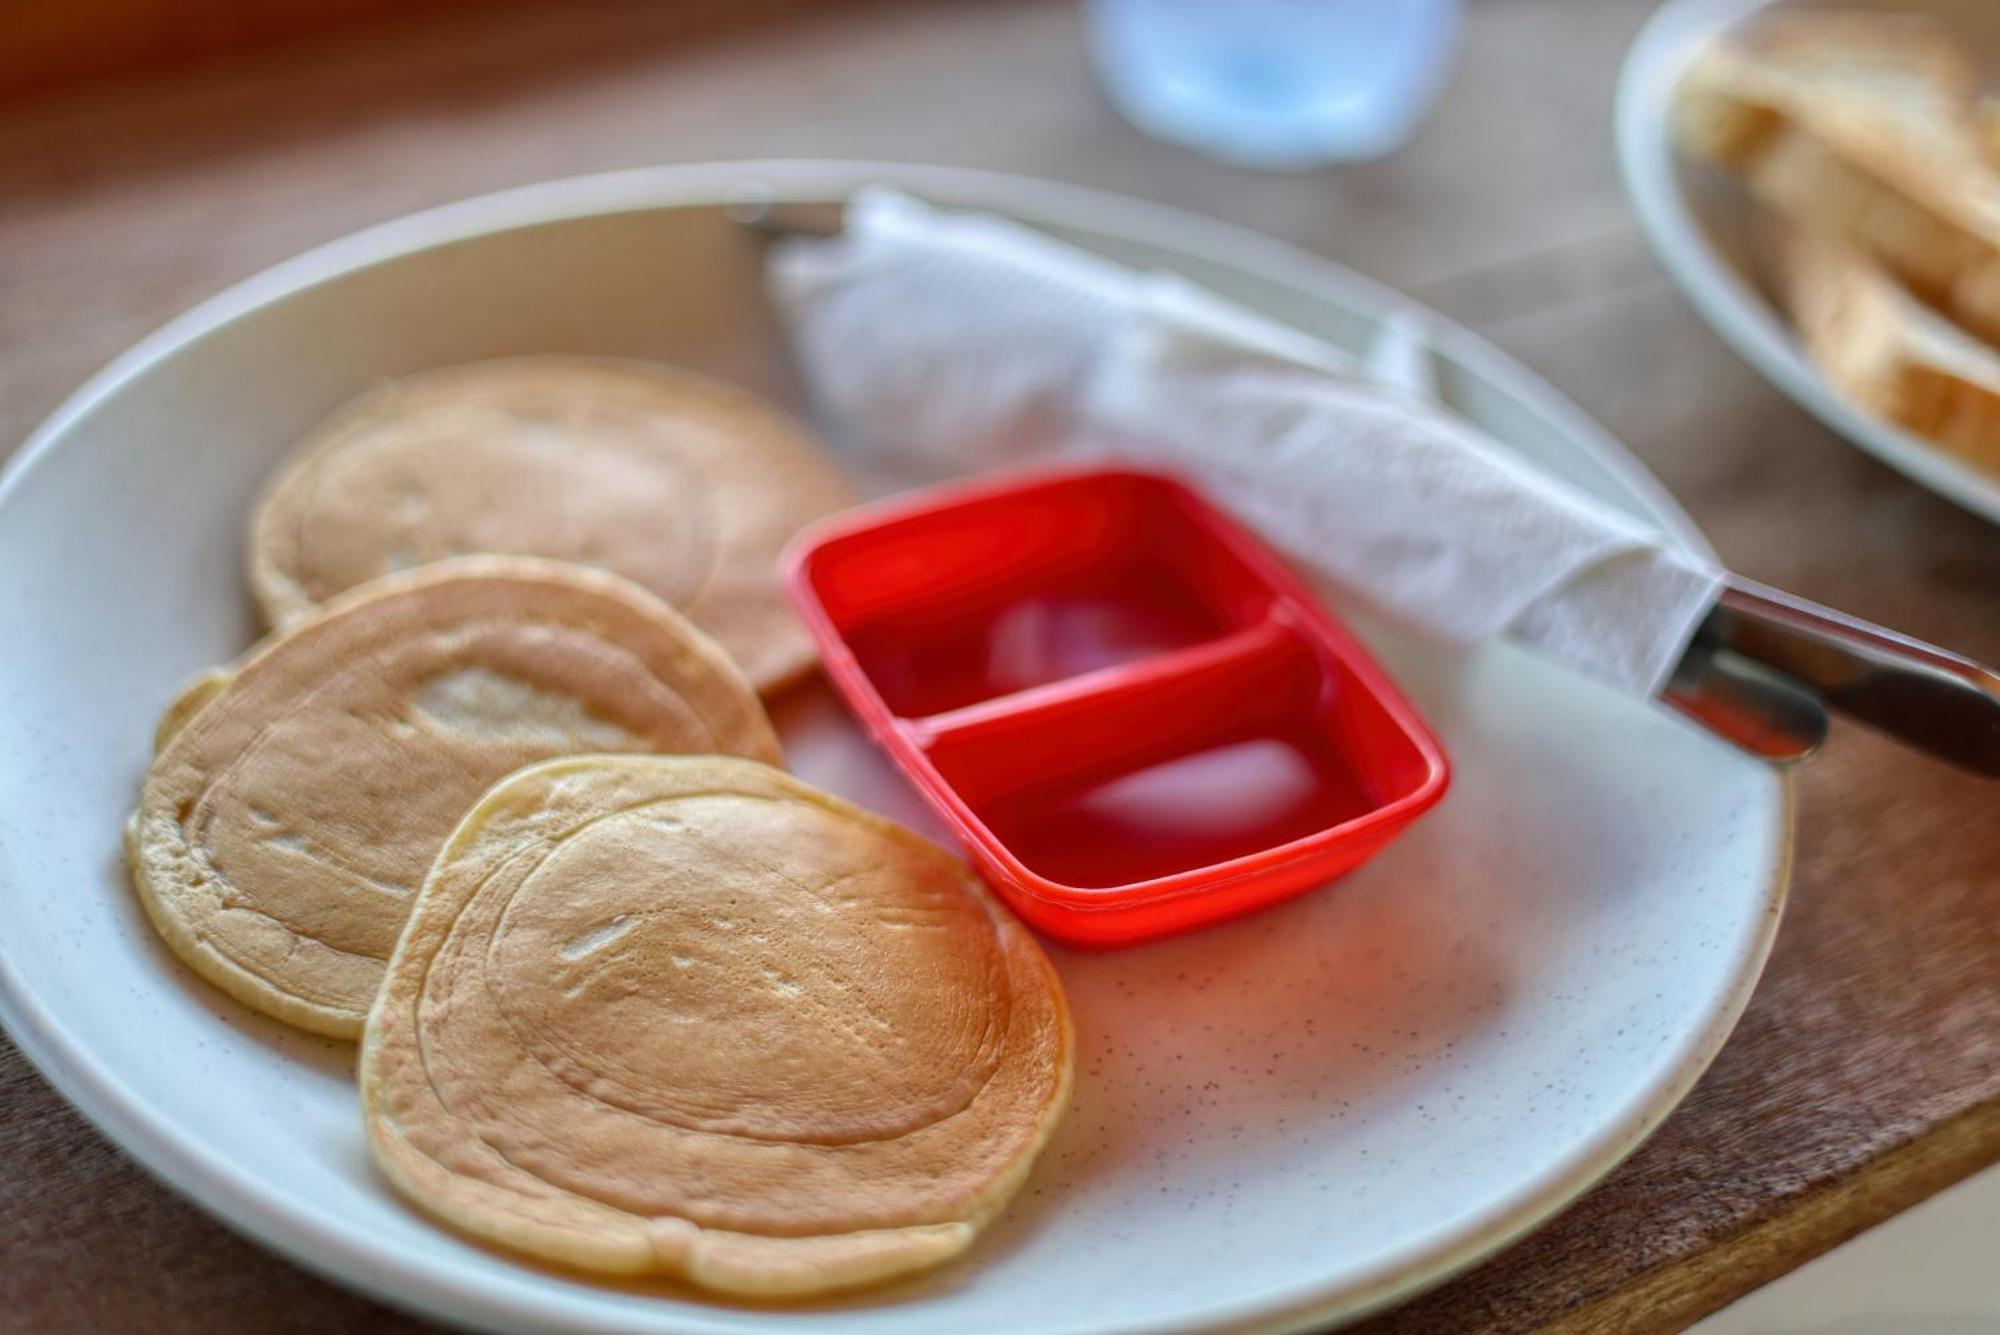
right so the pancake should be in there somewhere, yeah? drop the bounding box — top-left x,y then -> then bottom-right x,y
360,755 -> 1073,1298
247,357 -> 853,695
127,558 -> 782,1039
151,666 -> 232,753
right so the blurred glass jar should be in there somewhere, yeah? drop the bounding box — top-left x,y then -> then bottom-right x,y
1086,0 -> 1465,169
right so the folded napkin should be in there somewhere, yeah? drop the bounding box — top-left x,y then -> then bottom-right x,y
768,189 -> 1724,698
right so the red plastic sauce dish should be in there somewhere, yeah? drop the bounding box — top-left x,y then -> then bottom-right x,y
783,465 -> 1450,947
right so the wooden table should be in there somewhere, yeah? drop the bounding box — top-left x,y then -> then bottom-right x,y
2,1 -> 1995,1330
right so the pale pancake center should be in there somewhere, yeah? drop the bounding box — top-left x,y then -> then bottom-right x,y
188,642 -> 695,970
286,406 -> 718,615
477,795 -> 1010,1146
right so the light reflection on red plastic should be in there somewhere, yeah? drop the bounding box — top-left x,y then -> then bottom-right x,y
847,561 -> 1231,719
983,728 -> 1374,890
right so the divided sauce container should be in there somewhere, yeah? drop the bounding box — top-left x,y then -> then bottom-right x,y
785,467 -> 1449,946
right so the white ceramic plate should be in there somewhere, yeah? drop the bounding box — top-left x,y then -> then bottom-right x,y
0,162 -> 1790,1335
1617,0 -> 2000,525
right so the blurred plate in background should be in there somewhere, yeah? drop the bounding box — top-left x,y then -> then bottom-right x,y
1617,0 -> 2000,525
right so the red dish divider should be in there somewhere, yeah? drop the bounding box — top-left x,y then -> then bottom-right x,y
786,465 -> 1449,946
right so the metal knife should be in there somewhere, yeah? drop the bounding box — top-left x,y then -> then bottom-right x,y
1665,577 -> 2000,776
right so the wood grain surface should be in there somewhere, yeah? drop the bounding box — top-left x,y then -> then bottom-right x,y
0,0 -> 478,101
0,0 -> 895,101
1,1 -> 1995,1332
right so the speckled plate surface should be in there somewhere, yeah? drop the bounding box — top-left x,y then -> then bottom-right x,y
0,162 -> 1791,1334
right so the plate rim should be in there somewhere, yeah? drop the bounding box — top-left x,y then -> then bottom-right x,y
0,159 -> 1793,1335
1615,0 -> 2000,526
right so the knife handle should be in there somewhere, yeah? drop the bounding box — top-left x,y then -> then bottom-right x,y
1686,577 -> 2000,777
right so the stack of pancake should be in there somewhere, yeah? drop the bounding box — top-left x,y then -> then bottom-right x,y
124,357 -> 1073,1298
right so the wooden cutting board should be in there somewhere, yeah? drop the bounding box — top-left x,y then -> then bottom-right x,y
0,1 -> 1994,1331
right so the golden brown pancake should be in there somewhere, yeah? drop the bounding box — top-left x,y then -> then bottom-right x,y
247,357 -> 853,694
127,558 -> 782,1039
150,666 -> 232,754
360,755 -> 1073,1298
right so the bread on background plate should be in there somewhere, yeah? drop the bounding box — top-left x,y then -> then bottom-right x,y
1674,10 -> 2000,349
1776,223 -> 2000,472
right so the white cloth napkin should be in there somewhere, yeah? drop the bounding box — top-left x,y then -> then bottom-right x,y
768,189 -> 1724,698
